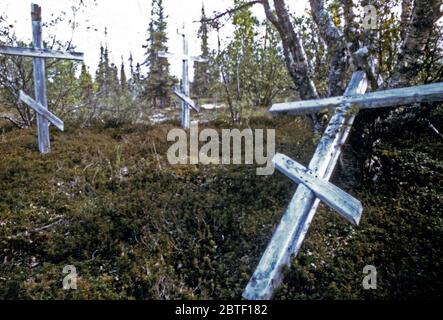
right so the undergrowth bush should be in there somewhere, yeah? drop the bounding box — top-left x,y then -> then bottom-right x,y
0,116 -> 441,299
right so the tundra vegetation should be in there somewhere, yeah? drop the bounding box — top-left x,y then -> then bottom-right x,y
0,0 -> 442,299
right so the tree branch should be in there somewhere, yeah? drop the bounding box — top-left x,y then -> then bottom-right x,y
422,118 -> 443,139
262,0 -> 321,132
1,115 -> 25,128
309,0 -> 348,96
195,0 -> 262,23
390,0 -> 443,87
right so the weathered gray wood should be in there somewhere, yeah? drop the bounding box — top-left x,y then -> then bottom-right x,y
31,3 -> 51,154
180,32 -> 191,129
158,51 -> 207,63
190,55 -> 208,63
0,46 -> 84,61
158,31 -> 205,129
173,89 -> 199,112
158,51 -> 175,59
273,153 -> 362,225
270,82 -> 443,115
0,3 -> 84,153
19,91 -> 64,131
243,71 -> 368,300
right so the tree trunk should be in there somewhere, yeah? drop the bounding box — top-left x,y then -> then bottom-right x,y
261,0 -> 321,131
390,0 -> 442,87
309,0 -> 348,96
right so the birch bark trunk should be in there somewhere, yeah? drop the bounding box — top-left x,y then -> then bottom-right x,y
390,0 -> 442,87
309,0 -> 348,96
261,0 -> 322,131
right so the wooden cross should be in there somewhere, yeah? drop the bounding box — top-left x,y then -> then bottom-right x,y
158,27 -> 206,129
243,71 -> 443,300
0,4 -> 84,154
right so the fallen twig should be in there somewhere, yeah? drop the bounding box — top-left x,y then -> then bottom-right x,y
8,218 -> 64,239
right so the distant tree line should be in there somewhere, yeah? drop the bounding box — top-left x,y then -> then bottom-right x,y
0,0 -> 321,128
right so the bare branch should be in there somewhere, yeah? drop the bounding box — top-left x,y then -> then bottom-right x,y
1,115 -> 25,128
194,0 -> 262,23
422,118 -> 443,139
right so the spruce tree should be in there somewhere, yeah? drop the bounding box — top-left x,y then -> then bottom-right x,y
95,44 -> 106,94
95,43 -> 115,98
192,4 -> 212,98
120,57 -> 127,90
79,63 -> 93,102
128,52 -> 140,98
143,0 -> 174,108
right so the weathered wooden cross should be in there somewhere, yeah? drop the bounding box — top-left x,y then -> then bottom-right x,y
158,27 -> 206,129
243,70 -> 443,300
0,4 -> 84,154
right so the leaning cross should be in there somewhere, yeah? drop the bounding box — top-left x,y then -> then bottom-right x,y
0,4 -> 84,154
158,28 -> 206,129
243,70 -> 443,300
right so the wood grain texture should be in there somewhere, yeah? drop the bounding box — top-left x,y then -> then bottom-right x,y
273,153 -> 362,225
243,71 -> 368,300
31,3 -> 41,22
158,51 -> 207,63
31,8 -> 50,154
19,91 -> 64,131
0,46 -> 84,61
270,82 -> 443,115
181,33 -> 190,129
173,89 -> 199,112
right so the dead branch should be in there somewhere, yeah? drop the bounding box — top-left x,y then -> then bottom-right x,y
9,218 -> 64,239
194,0 -> 262,23
1,115 -> 25,128
423,118 -> 443,139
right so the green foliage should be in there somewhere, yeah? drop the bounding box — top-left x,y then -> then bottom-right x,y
216,0 -> 291,124
191,4 -> 215,99
294,14 -> 329,97
91,40 -> 138,126
0,116 -> 313,299
46,60 -> 83,119
277,116 -> 443,299
142,0 -> 175,108
0,115 -> 441,299
250,21 -> 293,107
79,63 -> 94,102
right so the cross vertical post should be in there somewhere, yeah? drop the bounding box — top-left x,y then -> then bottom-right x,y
158,27 -> 206,129
31,4 -> 50,154
0,3 -> 84,153
243,71 -> 368,300
243,68 -> 443,299
180,30 -> 190,129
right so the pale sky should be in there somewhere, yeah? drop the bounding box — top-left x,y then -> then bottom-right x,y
0,0 -> 309,79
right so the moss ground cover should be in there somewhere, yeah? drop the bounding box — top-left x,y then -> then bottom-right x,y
0,116 -> 441,299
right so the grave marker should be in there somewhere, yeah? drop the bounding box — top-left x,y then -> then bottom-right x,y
0,4 -> 84,153
158,27 -> 206,129
243,71 -> 443,300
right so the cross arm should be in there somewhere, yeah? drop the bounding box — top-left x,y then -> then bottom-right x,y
158,51 -> 208,63
191,56 -> 208,63
0,46 -> 84,61
158,51 -> 175,59
273,153 -> 362,225
270,82 -> 443,115
19,91 -> 64,131
173,89 -> 200,112
243,71 -> 368,300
